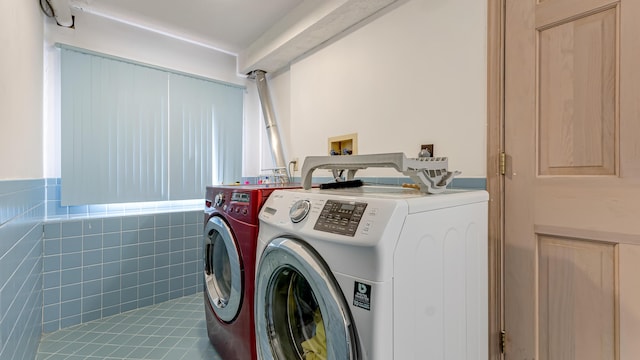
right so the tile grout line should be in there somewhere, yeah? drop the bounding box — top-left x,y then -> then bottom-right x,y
37,292 -> 215,360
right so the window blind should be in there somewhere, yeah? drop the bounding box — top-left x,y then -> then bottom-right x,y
168,73 -> 243,199
60,47 -> 243,205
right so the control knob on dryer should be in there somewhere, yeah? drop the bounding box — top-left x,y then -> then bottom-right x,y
214,193 -> 225,207
289,200 -> 311,223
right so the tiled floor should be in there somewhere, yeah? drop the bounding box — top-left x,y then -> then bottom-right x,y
36,293 -> 221,360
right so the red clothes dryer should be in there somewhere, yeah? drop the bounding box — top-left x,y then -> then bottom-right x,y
203,184 -> 300,360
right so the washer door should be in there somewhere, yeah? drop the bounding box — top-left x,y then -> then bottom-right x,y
255,237 -> 361,360
204,216 -> 242,323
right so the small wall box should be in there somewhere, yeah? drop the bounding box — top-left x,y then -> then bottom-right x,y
329,133 -> 358,155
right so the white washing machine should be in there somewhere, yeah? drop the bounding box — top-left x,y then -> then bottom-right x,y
254,185 -> 489,360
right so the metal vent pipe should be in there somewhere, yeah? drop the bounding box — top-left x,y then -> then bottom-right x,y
249,70 -> 290,184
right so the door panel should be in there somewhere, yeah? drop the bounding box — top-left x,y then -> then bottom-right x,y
504,0 -> 640,358
204,216 -> 242,322
538,7 -> 616,175
619,244 -> 640,358
535,0 -> 618,28
538,237 -> 615,360
254,237 -> 359,360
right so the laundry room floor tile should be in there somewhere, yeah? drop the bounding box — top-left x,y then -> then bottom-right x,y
36,293 -> 221,360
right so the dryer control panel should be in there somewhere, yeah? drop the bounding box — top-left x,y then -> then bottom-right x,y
313,200 -> 367,237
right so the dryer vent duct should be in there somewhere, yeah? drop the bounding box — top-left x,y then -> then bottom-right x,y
248,70 -> 290,184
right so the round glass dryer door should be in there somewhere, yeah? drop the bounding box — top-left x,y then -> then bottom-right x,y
204,216 -> 242,323
255,237 -> 361,360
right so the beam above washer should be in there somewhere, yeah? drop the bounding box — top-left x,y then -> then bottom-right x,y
238,0 -> 404,74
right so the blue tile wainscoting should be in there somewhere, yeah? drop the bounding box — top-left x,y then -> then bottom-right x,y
43,179 -> 205,334
42,211 -> 204,334
0,179 -> 45,360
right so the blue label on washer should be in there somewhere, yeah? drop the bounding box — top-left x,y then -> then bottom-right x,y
353,282 -> 371,311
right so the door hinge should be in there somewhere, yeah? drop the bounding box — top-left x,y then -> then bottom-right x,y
500,330 -> 506,354
499,152 -> 506,175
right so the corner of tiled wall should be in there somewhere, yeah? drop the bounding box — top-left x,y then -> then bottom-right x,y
0,179 -> 45,360
42,210 -> 204,333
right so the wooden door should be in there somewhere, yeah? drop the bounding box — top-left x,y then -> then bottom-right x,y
504,0 -> 640,359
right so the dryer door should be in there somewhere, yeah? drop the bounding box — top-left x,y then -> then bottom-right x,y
255,237 -> 361,360
204,216 -> 242,323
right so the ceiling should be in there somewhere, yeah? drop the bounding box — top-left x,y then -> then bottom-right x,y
66,0 -> 404,73
69,0 -> 305,55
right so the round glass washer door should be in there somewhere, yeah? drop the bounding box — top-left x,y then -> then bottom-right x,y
255,237 -> 361,360
204,216 -> 242,323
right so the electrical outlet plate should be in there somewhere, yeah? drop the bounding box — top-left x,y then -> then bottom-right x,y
420,144 -> 434,157
293,158 -> 299,171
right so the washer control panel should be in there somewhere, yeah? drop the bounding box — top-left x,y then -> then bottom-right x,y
313,200 -> 367,237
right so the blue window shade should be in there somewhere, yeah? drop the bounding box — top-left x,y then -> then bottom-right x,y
60,47 -> 243,205
168,74 -> 243,199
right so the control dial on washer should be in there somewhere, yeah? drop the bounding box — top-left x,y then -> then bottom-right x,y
289,200 -> 311,223
214,193 -> 225,207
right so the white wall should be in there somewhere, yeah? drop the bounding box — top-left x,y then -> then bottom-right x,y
0,1 -> 44,179
46,10 -> 242,85
43,10 -> 248,178
38,0 -> 487,181
271,0 -> 487,179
